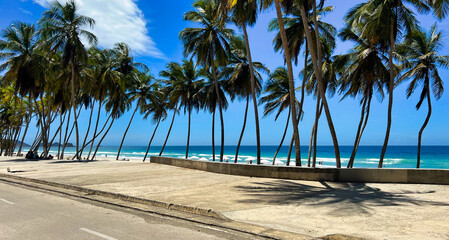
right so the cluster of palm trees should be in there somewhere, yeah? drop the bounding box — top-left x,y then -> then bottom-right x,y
1,0 -> 448,168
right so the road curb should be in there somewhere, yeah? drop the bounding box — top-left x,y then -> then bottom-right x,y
0,173 -> 228,220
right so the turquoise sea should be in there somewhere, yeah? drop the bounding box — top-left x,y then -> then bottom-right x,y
39,145 -> 449,169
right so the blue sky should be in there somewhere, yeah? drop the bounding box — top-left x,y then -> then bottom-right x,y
1,0 -> 448,146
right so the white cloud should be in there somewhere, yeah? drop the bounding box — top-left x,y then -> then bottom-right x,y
33,0 -> 165,59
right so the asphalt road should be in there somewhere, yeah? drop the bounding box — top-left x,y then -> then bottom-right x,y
0,182 -> 259,240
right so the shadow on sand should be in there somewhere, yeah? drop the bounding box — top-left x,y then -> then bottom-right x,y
235,180 -> 447,216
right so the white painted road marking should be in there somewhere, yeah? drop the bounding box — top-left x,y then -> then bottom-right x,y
79,228 -> 118,240
0,198 -> 15,204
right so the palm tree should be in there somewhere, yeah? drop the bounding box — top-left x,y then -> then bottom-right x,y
260,67 -> 299,165
222,36 -> 268,162
116,71 -> 153,160
160,60 -> 202,159
197,67 -> 229,161
430,0 -> 449,18
84,47 -> 124,160
228,0 -> 265,164
180,0 -> 234,162
0,22 -> 44,98
304,39 -> 339,167
260,0 -> 303,166
396,25 -> 448,168
337,26 -> 389,168
268,4 -> 336,164
142,83 -> 168,162
39,0 -> 97,160
347,0 -> 434,167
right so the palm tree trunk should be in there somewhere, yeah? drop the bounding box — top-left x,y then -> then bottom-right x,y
300,2 -> 341,168
212,107 -> 216,162
143,119 -> 161,162
186,106 -> 192,159
242,24 -> 261,164
79,101 -> 95,158
17,116 -> 31,157
287,135 -> 293,166
273,108 -> 290,165
379,15 -> 396,168
312,97 -> 323,167
159,108 -> 176,156
92,118 -> 115,160
348,97 -> 368,168
348,94 -> 372,168
235,94 -> 249,163
116,104 -> 139,160
209,47 -> 225,162
87,100 -> 103,160
274,0 -> 301,166
57,111 -> 66,159
70,60 -> 80,160
417,77 -> 432,168
307,123 -> 315,167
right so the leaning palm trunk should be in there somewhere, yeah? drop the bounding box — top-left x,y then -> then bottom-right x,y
159,108 -> 176,156
70,60 -> 80,160
79,101 -> 95,158
87,100 -> 103,160
57,111 -> 66,158
379,17 -> 396,168
116,105 -> 139,160
209,47 -> 225,162
212,107 -> 216,161
274,0 -> 302,166
17,116 -> 31,157
348,97 -> 367,168
307,123 -> 315,167
417,78 -> 432,168
143,119 -> 161,162
60,109 -> 71,159
348,95 -> 372,168
242,24 -> 261,164
287,136 -> 293,166
300,2 -> 340,167
92,118 -> 115,160
235,95 -> 249,163
312,97 -> 324,167
186,106 -> 192,159
273,108 -> 290,165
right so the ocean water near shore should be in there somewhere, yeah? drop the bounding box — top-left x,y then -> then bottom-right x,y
33,145 -> 449,169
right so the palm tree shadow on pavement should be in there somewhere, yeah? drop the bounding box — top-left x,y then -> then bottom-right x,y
234,180 -> 446,216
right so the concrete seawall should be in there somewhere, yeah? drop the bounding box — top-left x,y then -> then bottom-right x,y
150,156 -> 449,184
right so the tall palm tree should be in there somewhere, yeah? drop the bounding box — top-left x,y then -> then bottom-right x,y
228,0 -> 264,163
160,60 -> 202,159
347,0 -> 433,167
304,39 -> 339,167
222,36 -> 268,162
268,4 -> 336,164
180,0 -> 234,162
116,71 -> 153,160
260,0 -> 303,166
396,25 -> 448,168
260,67 -> 299,165
197,67 -> 229,161
84,47 -> 124,160
0,22 -> 45,98
142,83 -> 168,162
337,26 -> 389,168
39,0 -> 97,160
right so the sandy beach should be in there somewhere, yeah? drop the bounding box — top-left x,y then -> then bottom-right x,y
1,155 -> 448,240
